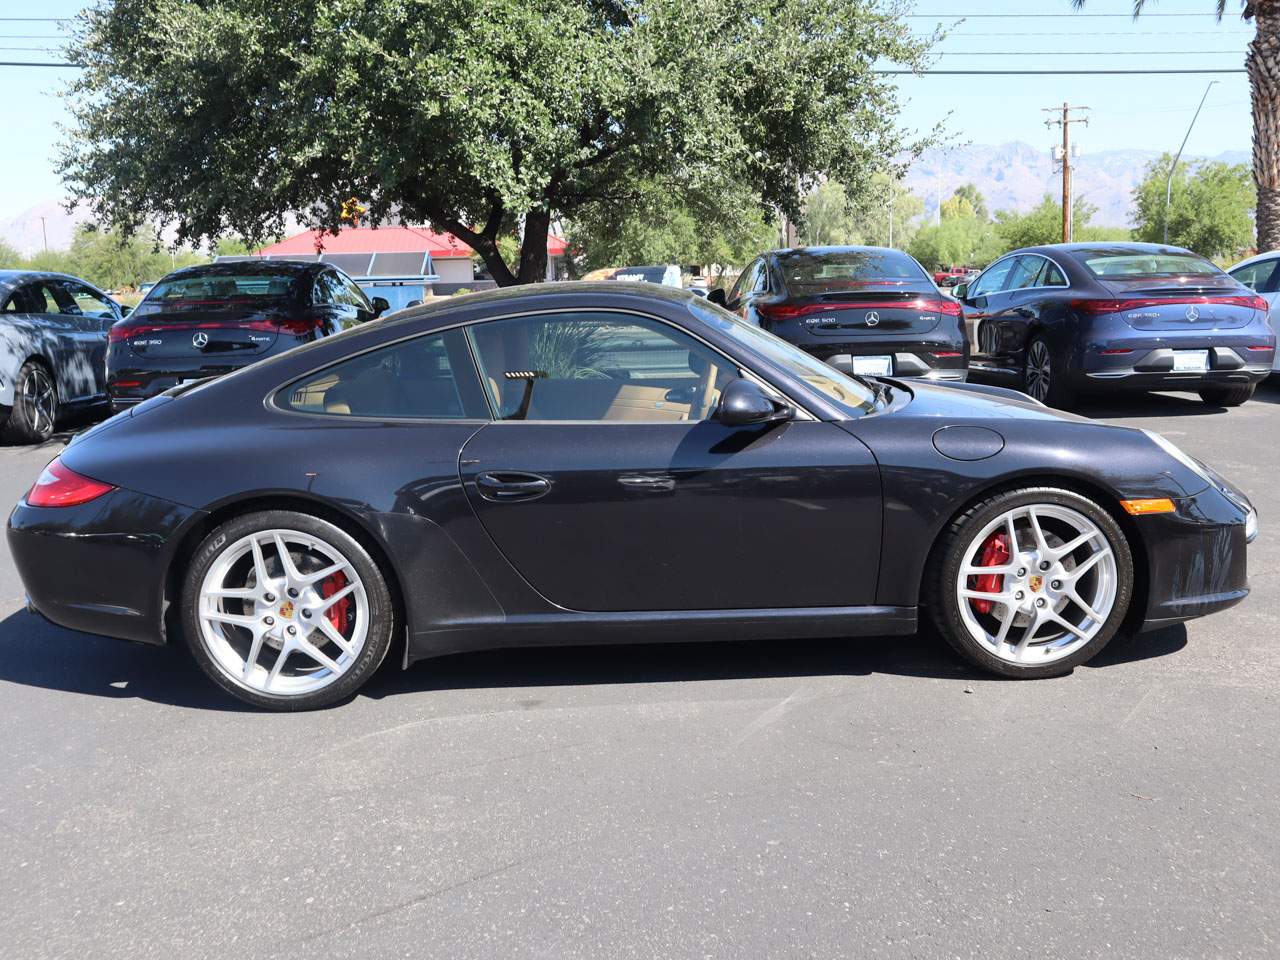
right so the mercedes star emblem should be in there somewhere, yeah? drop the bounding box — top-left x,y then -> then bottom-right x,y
192,331 -> 210,349
864,311 -> 880,326
1185,305 -> 1200,322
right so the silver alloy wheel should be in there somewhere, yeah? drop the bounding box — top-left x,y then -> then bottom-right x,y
197,528 -> 369,697
1025,340 -> 1051,402
21,366 -> 55,437
955,503 -> 1118,665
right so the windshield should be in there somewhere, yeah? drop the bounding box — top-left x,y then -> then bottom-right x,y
1080,251 -> 1224,280
688,300 -> 878,416
777,249 -> 928,295
137,272 -> 298,314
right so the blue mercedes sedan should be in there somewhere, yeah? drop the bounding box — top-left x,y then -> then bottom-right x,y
954,243 -> 1275,409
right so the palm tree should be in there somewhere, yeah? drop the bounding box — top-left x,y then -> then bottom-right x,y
1073,1 -> 1277,250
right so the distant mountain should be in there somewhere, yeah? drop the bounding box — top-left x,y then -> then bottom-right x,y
0,199 -> 85,256
904,141 -> 1252,228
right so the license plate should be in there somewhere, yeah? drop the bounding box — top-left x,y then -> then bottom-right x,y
1172,350 -> 1209,372
852,355 -> 893,376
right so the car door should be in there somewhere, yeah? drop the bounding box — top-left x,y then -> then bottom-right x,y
991,255 -> 1050,366
312,271 -> 356,334
961,256 -> 1018,371
1229,258 -> 1280,370
14,281 -> 90,402
50,279 -> 119,398
724,259 -> 766,324
457,308 -> 883,612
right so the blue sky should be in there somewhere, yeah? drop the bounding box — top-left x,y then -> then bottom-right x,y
0,0 -> 1257,222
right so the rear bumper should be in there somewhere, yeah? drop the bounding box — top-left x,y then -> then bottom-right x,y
1079,336 -> 1274,391
7,488 -> 203,646
1137,478 -> 1254,630
794,336 -> 969,381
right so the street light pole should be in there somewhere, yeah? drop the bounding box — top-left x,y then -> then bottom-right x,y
1164,80 -> 1218,246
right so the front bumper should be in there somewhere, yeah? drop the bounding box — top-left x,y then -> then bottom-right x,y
8,487 -> 203,645
1137,477 -> 1254,631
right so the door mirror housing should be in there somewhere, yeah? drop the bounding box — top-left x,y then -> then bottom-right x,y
370,296 -> 391,318
716,378 -> 792,427
706,287 -> 728,307
951,282 -> 968,302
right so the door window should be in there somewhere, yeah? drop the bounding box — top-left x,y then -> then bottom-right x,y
1230,259 -> 1278,293
55,281 -> 115,318
279,329 -> 487,419
331,271 -> 371,309
1006,256 -> 1044,291
467,312 -> 739,422
726,261 -> 757,305
969,258 -> 1016,299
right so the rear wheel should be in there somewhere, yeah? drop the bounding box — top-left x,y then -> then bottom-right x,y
3,361 -> 57,444
1022,337 -> 1076,409
929,487 -> 1133,678
1198,384 -> 1255,407
182,511 -> 395,710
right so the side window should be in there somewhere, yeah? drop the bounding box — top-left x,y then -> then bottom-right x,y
969,258 -> 1016,299
753,260 -> 771,294
57,281 -> 115,318
280,329 -> 487,419
1041,261 -> 1068,287
1230,260 -> 1277,292
726,260 -> 757,305
1006,256 -> 1044,291
1,288 -> 23,312
467,312 -> 740,423
24,282 -> 60,314
313,273 -> 340,305
330,271 -> 370,309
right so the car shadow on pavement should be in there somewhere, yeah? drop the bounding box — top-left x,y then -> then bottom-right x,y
0,609 -> 1188,711
1073,392 -> 1229,420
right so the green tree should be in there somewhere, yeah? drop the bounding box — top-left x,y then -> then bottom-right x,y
1131,155 -> 1255,259
992,195 -> 1098,252
566,180 -> 776,277
802,181 -> 859,247
1072,0 -> 1277,250
950,183 -> 989,221
0,239 -> 23,269
908,216 -> 999,270
800,175 -> 922,249
61,0 -> 931,288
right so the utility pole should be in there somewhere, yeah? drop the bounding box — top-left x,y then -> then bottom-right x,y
887,186 -> 895,248
38,216 -> 47,251
1043,103 -> 1089,243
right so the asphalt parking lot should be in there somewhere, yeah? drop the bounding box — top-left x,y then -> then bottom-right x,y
1,389 -> 1277,960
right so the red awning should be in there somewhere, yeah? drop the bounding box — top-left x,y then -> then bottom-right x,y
257,225 -> 567,259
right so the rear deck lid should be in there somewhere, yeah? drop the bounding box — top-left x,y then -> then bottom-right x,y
763,288 -> 957,335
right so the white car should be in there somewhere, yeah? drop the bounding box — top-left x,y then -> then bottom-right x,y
1227,252 -> 1280,371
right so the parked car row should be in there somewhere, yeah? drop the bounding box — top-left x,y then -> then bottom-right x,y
0,261 -> 387,443
708,242 -> 1275,411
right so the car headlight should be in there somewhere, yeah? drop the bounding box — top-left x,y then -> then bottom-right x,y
1246,506 -> 1260,543
1143,429 -> 1212,485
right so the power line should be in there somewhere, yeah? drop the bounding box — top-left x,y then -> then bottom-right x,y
0,60 -> 77,67
0,17 -> 68,22
933,50 -> 1245,56
878,68 -> 1247,75
905,11 -> 1239,17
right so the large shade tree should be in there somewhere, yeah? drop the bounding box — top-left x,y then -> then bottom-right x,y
61,0 -> 931,286
1072,0 -> 1278,250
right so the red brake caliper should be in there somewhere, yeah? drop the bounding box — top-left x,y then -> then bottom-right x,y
320,572 -> 352,635
970,531 -> 1010,615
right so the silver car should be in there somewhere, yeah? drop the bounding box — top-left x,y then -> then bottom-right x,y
1227,252 -> 1280,373
0,271 -> 123,443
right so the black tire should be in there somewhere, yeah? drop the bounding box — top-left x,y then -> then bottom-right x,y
1022,336 -> 1076,409
1198,383 -> 1255,407
182,510 -> 395,710
2,360 -> 58,444
927,487 -> 1134,679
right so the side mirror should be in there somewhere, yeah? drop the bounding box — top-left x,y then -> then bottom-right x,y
405,299 -> 424,308
716,378 -> 791,427
371,296 -> 391,318
707,288 -> 728,307
951,282 -> 968,302
116,303 -> 132,318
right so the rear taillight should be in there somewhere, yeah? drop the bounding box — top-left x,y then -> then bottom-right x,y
1072,294 -> 1269,314
1247,345 -> 1273,351
933,351 -> 963,358
760,298 -> 962,320
1100,348 -> 1135,355
26,457 -> 115,508
276,315 -> 321,336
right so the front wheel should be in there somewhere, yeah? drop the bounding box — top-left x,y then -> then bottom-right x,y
929,488 -> 1134,678
1198,384 -> 1255,407
182,511 -> 395,710
3,361 -> 58,444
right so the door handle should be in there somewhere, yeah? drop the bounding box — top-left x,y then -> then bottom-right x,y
618,475 -> 675,492
475,471 -> 551,501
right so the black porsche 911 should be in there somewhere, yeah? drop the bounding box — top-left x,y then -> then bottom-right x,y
956,242 -> 1275,408
106,260 -> 389,411
9,283 -> 1256,710
709,246 -> 968,382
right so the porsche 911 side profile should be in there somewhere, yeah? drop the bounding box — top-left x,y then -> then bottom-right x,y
8,283 -> 1256,710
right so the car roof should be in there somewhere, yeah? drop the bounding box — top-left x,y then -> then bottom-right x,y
768,245 -> 910,257
1226,250 -> 1278,271
393,280 -> 699,326
156,260 -> 323,283
1016,242 -> 1199,259
0,269 -> 108,292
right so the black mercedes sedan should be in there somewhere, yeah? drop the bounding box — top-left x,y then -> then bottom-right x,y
106,260 -> 388,411
956,242 -> 1275,408
709,246 -> 968,382
9,283 -> 1256,710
